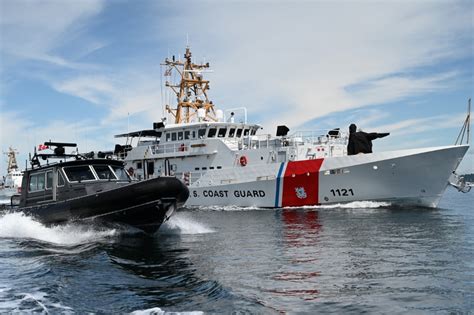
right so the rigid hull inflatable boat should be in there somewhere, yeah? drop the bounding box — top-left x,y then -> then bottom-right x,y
8,142 -> 189,233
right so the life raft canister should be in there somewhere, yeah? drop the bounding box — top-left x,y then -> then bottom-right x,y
239,156 -> 248,167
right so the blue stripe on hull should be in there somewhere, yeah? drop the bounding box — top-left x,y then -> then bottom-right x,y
275,163 -> 285,207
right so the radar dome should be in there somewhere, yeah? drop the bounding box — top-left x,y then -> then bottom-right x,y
197,108 -> 206,121
216,110 -> 224,122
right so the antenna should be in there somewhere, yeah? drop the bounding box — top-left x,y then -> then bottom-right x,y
468,98 -> 471,144
455,98 -> 471,145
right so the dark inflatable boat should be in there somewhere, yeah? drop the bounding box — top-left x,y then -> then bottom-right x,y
8,142 -> 189,233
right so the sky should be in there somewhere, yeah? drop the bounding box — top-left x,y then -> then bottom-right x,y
0,0 -> 473,174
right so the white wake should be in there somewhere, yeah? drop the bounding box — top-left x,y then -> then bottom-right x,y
131,307 -> 203,315
160,213 -> 214,235
0,212 -> 117,245
310,200 -> 391,209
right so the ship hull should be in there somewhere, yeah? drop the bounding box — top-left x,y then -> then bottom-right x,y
0,187 -> 17,200
185,145 -> 468,208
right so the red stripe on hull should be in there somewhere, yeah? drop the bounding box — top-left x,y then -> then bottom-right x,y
282,159 -> 324,207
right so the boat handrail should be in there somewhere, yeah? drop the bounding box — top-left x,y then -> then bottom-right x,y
150,142 -> 191,155
235,131 -> 348,151
289,129 -> 349,145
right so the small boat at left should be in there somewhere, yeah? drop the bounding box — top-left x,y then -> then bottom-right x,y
4,141 -> 189,233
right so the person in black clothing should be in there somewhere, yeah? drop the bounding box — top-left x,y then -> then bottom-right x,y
347,123 -> 390,155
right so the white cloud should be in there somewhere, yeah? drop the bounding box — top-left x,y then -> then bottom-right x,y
348,72 -> 459,108
53,75 -> 117,105
0,110 -> 117,174
52,71 -> 164,124
369,113 -> 467,137
0,0 -> 104,68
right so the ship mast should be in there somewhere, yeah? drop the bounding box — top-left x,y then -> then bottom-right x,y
163,46 -> 217,124
5,147 -> 19,172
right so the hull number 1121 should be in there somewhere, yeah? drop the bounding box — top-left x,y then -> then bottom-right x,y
330,189 -> 354,197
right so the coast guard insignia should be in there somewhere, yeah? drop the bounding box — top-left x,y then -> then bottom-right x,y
295,187 -> 307,199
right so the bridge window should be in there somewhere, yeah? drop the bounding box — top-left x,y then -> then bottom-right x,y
185,131 -> 191,140
178,131 -> 183,140
171,133 -> 177,141
244,129 -> 250,136
229,128 -> 236,137
166,133 -> 171,142
208,128 -> 217,138
198,129 -> 206,138
236,128 -> 243,137
251,128 -> 257,135
218,128 -> 227,137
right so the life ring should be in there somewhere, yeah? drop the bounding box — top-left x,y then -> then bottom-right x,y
239,156 -> 248,167
127,167 -> 134,176
179,143 -> 186,152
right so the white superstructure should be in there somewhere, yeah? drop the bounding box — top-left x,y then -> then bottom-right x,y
115,47 -> 470,208
1,147 -> 23,198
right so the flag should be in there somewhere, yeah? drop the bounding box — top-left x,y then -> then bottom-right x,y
38,144 -> 49,151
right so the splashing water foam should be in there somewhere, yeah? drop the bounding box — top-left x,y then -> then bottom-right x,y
193,201 -> 391,211
0,212 -> 117,245
194,205 -> 265,211
310,200 -> 391,209
131,307 -> 203,315
160,213 -> 214,235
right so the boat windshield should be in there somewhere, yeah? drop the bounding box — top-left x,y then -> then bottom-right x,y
93,165 -> 117,180
111,165 -> 130,181
63,165 -> 95,182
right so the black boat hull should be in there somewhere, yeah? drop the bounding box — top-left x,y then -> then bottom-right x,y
14,177 -> 189,234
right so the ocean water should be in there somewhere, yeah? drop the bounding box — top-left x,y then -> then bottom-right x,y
0,188 -> 473,314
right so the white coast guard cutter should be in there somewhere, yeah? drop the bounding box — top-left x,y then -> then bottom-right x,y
115,47 -> 471,208
0,147 -> 23,199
